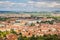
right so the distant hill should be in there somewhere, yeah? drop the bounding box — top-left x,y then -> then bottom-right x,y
52,10 -> 60,12
0,11 -> 19,14
0,11 -> 60,14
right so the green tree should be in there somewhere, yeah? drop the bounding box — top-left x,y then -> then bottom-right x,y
30,23 -> 35,26
10,29 -> 17,35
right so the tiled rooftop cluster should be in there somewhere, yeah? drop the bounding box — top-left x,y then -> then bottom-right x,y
0,17 -> 60,37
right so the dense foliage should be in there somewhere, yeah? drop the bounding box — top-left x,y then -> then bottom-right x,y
0,30 -> 60,40
0,17 -> 9,21
40,20 -> 54,24
18,34 -> 60,40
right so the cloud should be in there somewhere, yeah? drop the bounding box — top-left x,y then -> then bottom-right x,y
0,0 -> 60,11
0,1 -> 27,9
31,0 -> 60,2
27,1 -> 60,8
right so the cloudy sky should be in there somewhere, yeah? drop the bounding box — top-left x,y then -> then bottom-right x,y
0,0 -> 60,12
